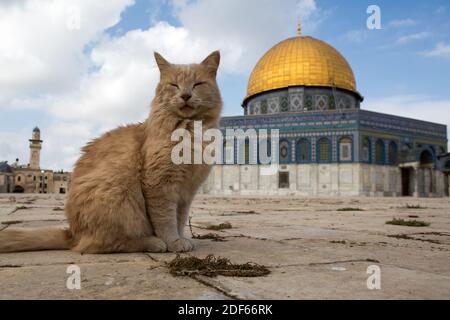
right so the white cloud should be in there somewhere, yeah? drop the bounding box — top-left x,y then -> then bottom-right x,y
174,0 -> 323,73
0,131 -> 29,166
421,42 -> 450,57
0,0 -> 134,103
48,22 -> 222,127
389,19 -> 416,27
396,32 -> 431,45
365,95 -> 450,145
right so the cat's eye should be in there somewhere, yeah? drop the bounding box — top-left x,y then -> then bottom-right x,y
193,82 -> 206,88
169,83 -> 179,89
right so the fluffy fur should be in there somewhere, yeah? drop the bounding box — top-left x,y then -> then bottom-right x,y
0,51 -> 222,254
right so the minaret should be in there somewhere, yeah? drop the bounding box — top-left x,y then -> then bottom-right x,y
29,127 -> 42,169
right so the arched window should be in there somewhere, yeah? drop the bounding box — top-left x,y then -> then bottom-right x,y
317,138 -> 331,162
339,137 -> 352,162
388,141 -> 398,165
361,137 -> 371,163
375,139 -> 385,164
223,139 -> 234,164
261,100 -> 268,114
420,150 -> 433,165
258,135 -> 271,164
296,139 -> 311,163
17,176 -> 21,182
279,140 -> 290,163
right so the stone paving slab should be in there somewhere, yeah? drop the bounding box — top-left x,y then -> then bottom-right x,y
0,194 -> 449,299
0,262 -> 228,300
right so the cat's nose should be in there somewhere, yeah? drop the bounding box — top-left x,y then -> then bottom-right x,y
181,93 -> 192,101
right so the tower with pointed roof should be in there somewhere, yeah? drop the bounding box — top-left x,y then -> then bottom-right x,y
29,127 -> 42,170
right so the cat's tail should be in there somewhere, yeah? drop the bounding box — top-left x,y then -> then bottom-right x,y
0,228 -> 72,253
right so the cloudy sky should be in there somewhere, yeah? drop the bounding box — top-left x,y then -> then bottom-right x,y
1,0 -> 449,171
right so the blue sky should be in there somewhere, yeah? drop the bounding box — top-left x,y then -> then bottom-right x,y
0,0 -> 449,170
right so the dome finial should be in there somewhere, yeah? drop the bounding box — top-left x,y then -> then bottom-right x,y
297,16 -> 301,36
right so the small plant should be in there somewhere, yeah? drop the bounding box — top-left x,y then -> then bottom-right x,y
193,233 -> 227,242
206,222 -> 233,230
168,254 -> 270,277
188,217 -> 227,241
405,204 -> 426,209
337,207 -> 364,212
330,240 -> 347,244
386,218 -> 430,227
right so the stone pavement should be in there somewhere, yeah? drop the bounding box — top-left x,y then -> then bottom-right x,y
0,194 -> 449,299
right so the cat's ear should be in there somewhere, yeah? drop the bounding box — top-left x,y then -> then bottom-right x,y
154,52 -> 171,73
201,51 -> 220,77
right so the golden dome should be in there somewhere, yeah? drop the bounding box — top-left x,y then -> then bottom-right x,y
246,36 -> 357,99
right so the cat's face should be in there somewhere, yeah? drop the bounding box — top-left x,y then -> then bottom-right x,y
153,51 -> 222,120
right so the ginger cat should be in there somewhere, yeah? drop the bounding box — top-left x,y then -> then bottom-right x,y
0,51 -> 222,254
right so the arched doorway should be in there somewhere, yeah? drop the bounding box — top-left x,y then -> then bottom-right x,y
401,167 -> 413,196
445,160 -> 450,197
13,185 -> 25,193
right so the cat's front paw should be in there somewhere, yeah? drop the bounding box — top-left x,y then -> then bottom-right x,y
147,236 -> 167,253
168,238 -> 195,253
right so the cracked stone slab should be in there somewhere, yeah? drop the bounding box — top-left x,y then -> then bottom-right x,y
0,251 -> 163,268
0,262 -> 228,300
197,263 -> 450,300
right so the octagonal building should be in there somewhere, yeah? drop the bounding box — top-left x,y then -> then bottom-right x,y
202,33 -> 449,197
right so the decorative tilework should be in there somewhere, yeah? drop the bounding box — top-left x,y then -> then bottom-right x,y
337,97 -> 346,109
253,101 -> 261,115
290,94 -> 304,112
244,87 -> 360,115
328,95 -> 336,110
332,135 -> 337,161
248,103 -> 254,115
219,108 -> 446,167
268,97 -> 280,114
261,100 -> 268,114
281,96 -> 289,112
315,95 -> 328,111
311,137 -> 317,161
305,94 -> 313,111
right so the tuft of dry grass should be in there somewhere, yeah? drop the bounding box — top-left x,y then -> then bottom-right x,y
386,218 -> 430,227
206,222 -> 233,230
405,204 -> 426,209
168,254 -> 270,278
337,207 -> 364,212
188,217 -> 227,242
193,233 -> 227,242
